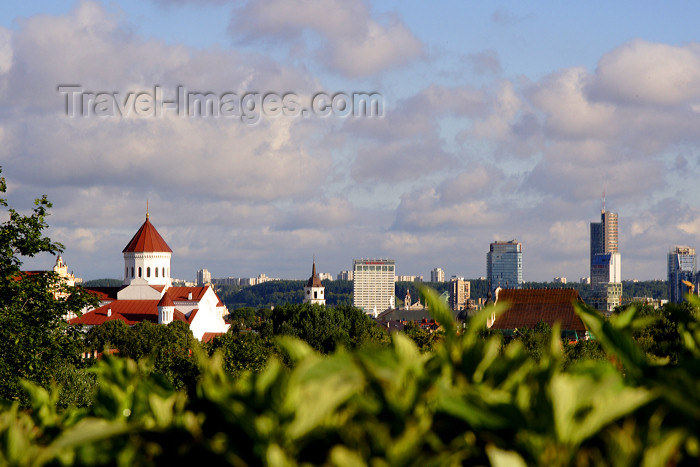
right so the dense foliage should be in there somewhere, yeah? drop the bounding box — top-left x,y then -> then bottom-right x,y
5,291 -> 700,465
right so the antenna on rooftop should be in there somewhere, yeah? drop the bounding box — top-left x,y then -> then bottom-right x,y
602,190 -> 606,213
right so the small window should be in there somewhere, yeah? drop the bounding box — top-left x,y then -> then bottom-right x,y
125,267 -> 128,278
314,291 -> 317,298
155,268 -> 158,278
138,267 -> 142,278
147,267 -> 151,278
131,267 -> 134,278
162,267 -> 165,277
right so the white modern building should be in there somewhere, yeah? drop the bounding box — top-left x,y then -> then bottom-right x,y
197,268 -> 211,286
430,267 -> 445,283
353,259 -> 395,316
337,270 -> 353,281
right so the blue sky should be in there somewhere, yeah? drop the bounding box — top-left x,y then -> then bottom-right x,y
3,0 -> 700,282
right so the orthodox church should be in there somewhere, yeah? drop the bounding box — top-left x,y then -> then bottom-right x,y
70,213 -> 230,341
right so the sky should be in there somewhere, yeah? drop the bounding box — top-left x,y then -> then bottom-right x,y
2,1 -> 700,282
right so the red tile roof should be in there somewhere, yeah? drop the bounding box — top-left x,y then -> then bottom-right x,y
85,286 -> 121,301
158,293 -> 175,307
69,300 -> 185,326
167,286 -> 208,301
492,288 -> 587,333
122,217 -> 172,253
201,332 -> 224,343
187,309 -> 199,324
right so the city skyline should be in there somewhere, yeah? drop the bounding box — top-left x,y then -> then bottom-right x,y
5,2 -> 700,282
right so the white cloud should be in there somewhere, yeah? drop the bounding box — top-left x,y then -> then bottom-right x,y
588,40 -> 700,106
228,0 -> 423,77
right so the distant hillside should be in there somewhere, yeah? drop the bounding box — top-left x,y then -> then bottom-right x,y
215,280 -> 353,309
82,278 -> 122,287
216,278 -> 668,310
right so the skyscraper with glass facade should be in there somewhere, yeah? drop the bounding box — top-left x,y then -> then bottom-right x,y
668,246 -> 697,303
590,205 -> 621,314
487,240 -> 522,292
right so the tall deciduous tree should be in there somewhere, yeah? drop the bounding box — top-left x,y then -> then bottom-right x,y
0,168 -> 97,402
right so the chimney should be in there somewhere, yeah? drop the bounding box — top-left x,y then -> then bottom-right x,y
188,292 -> 193,300
107,308 -> 112,317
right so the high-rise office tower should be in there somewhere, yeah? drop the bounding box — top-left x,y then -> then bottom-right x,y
590,200 -> 622,314
430,267 -> 445,283
487,240 -> 522,292
353,259 -> 395,315
668,246 -> 697,303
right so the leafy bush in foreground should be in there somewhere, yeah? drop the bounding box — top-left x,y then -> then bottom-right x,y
3,290 -> 700,465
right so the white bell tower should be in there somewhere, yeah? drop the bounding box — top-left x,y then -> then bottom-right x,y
122,212 -> 173,288
303,261 -> 325,305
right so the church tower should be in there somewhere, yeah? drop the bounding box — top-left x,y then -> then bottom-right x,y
303,261 -> 325,305
157,293 -> 175,325
122,213 -> 172,287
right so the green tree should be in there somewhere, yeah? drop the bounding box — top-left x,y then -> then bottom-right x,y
0,168 -> 97,403
401,321 -> 441,352
84,319 -> 131,353
208,331 -> 274,378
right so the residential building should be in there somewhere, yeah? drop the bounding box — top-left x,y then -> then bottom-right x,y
590,203 -> 622,314
353,259 -> 395,316
396,275 -> 423,282
70,213 -> 229,341
668,246 -> 697,303
487,240 -> 522,292
197,268 -> 211,286
318,272 -> 334,281
449,277 -> 471,311
303,261 -> 326,305
337,270 -> 353,281
430,267 -> 445,283
553,277 -> 567,284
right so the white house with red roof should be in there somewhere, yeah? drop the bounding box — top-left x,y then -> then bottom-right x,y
70,213 -> 229,342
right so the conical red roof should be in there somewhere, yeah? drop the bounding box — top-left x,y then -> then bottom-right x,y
122,216 -> 172,253
158,293 -> 175,307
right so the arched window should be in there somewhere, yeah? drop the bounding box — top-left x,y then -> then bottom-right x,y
314,291 -> 318,299
147,267 -> 151,277
131,267 -> 134,278
138,267 -> 142,278
162,267 -> 165,277
155,268 -> 158,278
125,267 -> 128,278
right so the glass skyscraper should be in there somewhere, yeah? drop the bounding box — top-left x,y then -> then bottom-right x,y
668,246 -> 696,303
487,240 -> 522,292
590,205 -> 621,314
